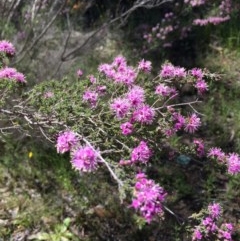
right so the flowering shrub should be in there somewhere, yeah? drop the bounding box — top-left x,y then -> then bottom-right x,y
208,148 -> 240,175
0,40 -> 25,107
142,0 -> 235,52
0,40 -> 15,57
0,41 -> 239,238
27,54 -> 239,227
191,203 -> 234,240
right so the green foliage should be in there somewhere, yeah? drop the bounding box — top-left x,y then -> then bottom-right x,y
28,218 -> 77,241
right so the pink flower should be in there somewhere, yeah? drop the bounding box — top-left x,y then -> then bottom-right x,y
56,131 -> 78,154
227,153 -> 240,175
89,75 -> 97,84
131,141 -> 152,164
155,84 -> 177,97
98,63 -> 116,79
193,16 -> 230,26
119,159 -> 132,165
185,0 -> 206,7
131,173 -> 167,223
218,222 -> 234,240
126,85 -> 145,108
193,139 -> 205,157
199,212 -> 218,234
76,69 -> 83,77
208,147 -> 226,162
112,55 -> 127,67
98,56 -> 137,85
195,79 -> 208,94
120,122 -> 133,135
138,59 -> 152,73
160,64 -> 175,78
192,203 -> 233,240
173,66 -> 186,78
223,223 -> 234,232
132,104 -> 155,124
184,113 -> 201,133
222,231 -> 232,240
71,146 -> 99,172
0,67 -> 26,83
0,40 -> 15,56
83,90 -> 98,107
12,72 -> 26,83
110,97 -> 131,119
96,85 -> 107,94
202,216 -> 214,227
98,63 -> 112,73
160,64 -> 186,78
116,66 -> 137,85
173,112 -> 185,131
191,68 -> 204,80
208,203 -> 221,219
192,228 -> 203,240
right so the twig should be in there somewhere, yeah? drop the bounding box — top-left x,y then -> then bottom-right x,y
39,126 -> 54,143
155,99 -> 201,110
80,135 -> 124,187
163,204 -> 185,225
62,0 -> 172,61
14,1 -> 66,64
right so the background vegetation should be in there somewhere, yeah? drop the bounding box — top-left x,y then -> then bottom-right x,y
0,0 -> 240,240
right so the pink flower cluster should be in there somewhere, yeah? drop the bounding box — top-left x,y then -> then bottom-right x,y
167,112 -> 201,136
0,40 -> 26,83
71,145 -> 99,172
193,16 -> 230,26
120,122 -> 133,135
82,76 -> 107,108
184,0 -> 206,7
208,148 -> 240,175
0,67 -> 26,83
98,55 -> 137,85
76,69 -> 83,77
138,59 -> 152,73
160,63 -> 186,79
190,68 -> 208,94
193,139 -> 205,157
83,90 -> 98,108
131,173 -> 167,223
185,113 -> 201,133
56,131 -> 79,154
143,12 -> 175,45
119,141 -> 152,165
84,57 -> 151,109
192,203 -> 233,240
191,0 -> 231,26
120,141 -> 152,166
155,83 -> 177,97
142,0 -> 233,54
132,104 -> 155,124
110,84 -> 155,126
0,40 -> 15,56
56,131 -> 99,172
219,0 -> 232,15
131,141 -> 152,164
127,85 -> 145,108
111,97 -> 131,119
